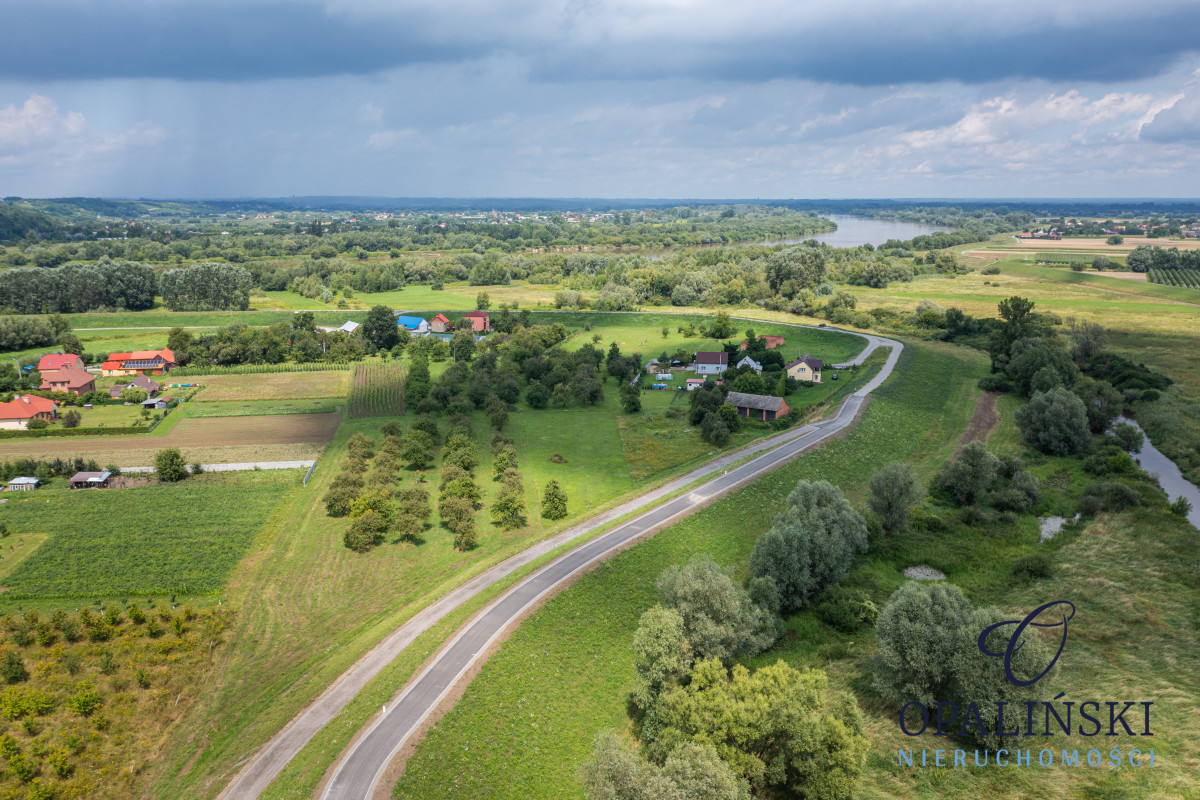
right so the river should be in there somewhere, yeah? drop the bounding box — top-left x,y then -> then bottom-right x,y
761,214 -> 953,249
1122,416 -> 1200,530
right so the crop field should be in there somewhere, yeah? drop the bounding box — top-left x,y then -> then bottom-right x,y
189,370 -> 351,401
184,399 -> 343,418
348,362 -> 406,418
0,414 -> 340,465
1148,267 -> 1200,288
0,471 -> 301,602
389,341 -> 986,800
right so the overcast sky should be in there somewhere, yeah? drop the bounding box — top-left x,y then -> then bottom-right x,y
2,0 -> 1200,199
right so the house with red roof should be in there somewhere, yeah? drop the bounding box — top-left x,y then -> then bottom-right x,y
101,348 -> 176,377
0,395 -> 57,430
462,310 -> 491,332
431,313 -> 453,333
39,367 -> 96,397
37,353 -> 85,372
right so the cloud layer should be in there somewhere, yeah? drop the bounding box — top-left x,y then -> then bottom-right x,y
1,1 -> 1199,197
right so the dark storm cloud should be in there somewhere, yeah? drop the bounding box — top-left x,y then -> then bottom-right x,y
2,1 -> 1199,86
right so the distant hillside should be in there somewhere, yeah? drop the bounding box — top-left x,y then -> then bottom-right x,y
0,203 -> 64,241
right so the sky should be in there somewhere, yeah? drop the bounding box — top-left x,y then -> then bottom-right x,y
2,0 -> 1200,199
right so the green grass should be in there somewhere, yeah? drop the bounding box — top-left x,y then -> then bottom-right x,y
389,340 -> 986,800
183,399 -> 343,418
0,471 -> 302,601
531,310 -> 863,366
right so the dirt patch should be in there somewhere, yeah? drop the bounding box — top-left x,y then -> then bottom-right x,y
957,391 -> 1000,454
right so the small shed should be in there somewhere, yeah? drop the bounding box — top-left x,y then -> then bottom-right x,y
69,471 -> 113,490
7,477 -> 39,492
685,378 -> 706,391
726,391 -> 791,422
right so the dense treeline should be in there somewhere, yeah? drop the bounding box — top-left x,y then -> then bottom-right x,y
167,317 -> 365,367
160,263 -> 253,311
0,259 -> 156,313
1123,244 -> 1200,272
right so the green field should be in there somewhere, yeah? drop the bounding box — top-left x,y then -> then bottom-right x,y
0,471 -> 302,601
183,398 -> 343,418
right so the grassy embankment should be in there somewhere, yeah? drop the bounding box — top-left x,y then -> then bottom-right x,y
389,336 -> 1200,800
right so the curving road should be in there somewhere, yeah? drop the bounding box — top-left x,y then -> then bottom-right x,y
219,328 -> 901,800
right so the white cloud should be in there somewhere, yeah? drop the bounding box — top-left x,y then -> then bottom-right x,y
366,128 -> 419,149
0,94 -> 85,152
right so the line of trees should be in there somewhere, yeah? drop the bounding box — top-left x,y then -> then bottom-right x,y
0,259 -> 156,314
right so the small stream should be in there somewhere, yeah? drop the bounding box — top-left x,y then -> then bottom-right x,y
1122,416 -> 1200,530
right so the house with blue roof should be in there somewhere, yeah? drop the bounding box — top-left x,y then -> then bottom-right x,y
395,315 -> 430,334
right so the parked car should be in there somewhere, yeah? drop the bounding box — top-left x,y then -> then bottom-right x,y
831,374 -> 839,380
818,323 -> 828,328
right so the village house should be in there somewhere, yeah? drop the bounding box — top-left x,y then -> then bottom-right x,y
736,355 -> 763,373
36,353 -> 85,372
7,477 -> 40,492
395,315 -> 431,334
726,391 -> 791,421
336,320 -> 360,334
430,313 -> 453,333
0,394 -> 57,430
101,348 -> 177,377
109,375 -> 161,400
39,366 -> 96,396
69,470 -> 113,489
786,354 -> 824,383
462,310 -> 491,332
739,335 -> 785,351
693,351 -> 729,376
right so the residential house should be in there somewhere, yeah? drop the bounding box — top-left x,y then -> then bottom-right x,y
7,477 -> 39,492
101,349 -> 177,376
0,395 -> 57,430
693,351 -> 729,376
462,310 -> 491,332
109,375 -> 161,400
69,471 -> 113,489
39,366 -> 95,397
36,353 -> 85,372
739,335 -> 785,351
736,356 -> 763,373
395,315 -> 431,334
726,391 -> 791,421
430,313 -> 452,333
785,354 -> 824,383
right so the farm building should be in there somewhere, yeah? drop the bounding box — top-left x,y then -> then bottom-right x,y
785,354 -> 824,383
739,335 -> 785,351
101,348 -> 177,377
693,351 -> 729,376
140,396 -> 173,410
0,395 -> 57,430
736,356 -> 763,373
39,366 -> 95,396
685,378 -> 707,391
69,471 -> 113,489
462,310 -> 491,332
395,315 -> 431,334
110,375 -> 161,399
430,313 -> 452,333
36,353 -> 85,371
336,320 -> 361,333
727,391 -> 791,421
7,477 -> 39,492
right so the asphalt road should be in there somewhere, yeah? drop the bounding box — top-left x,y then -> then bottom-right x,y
218,326 -> 901,800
